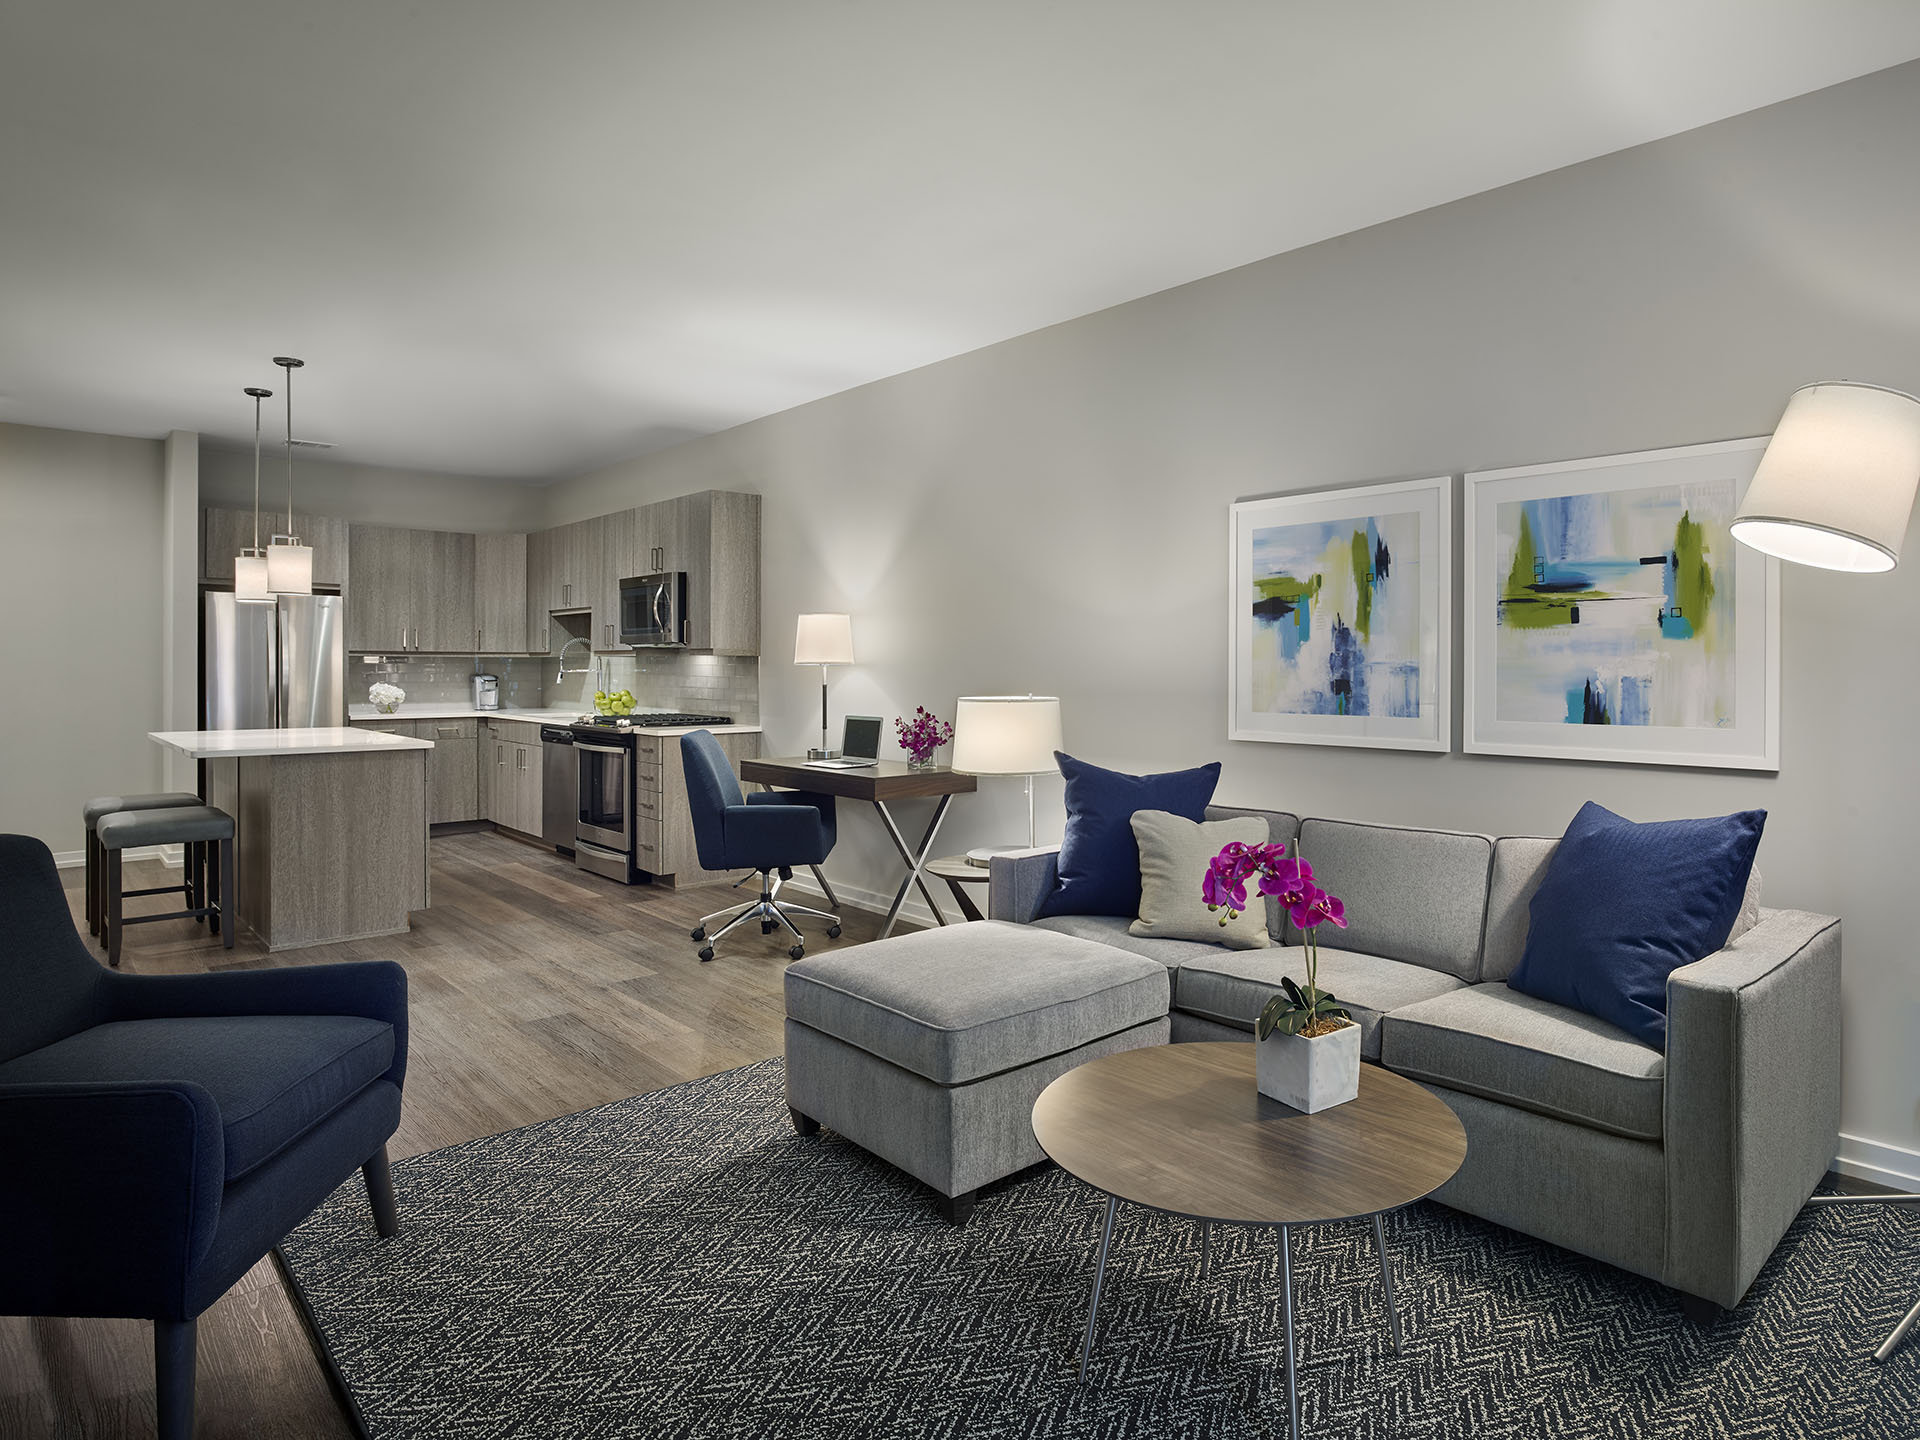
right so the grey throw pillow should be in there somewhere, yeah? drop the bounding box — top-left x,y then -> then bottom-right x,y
1728,867 -> 1763,943
1129,810 -> 1271,950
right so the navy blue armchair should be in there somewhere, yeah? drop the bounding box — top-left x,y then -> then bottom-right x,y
682,730 -> 841,961
0,834 -> 407,1439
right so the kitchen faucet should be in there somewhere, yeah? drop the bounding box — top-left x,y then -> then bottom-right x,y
555,636 -> 594,685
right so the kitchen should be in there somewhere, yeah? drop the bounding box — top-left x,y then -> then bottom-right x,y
199,486 -> 765,942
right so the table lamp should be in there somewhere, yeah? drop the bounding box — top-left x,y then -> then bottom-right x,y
1733,379 -> 1920,1364
794,613 -> 854,760
952,694 -> 1064,866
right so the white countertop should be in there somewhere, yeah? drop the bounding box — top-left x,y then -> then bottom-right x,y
347,702 -> 762,737
151,727 -> 436,758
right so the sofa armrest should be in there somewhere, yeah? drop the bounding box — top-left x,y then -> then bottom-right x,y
0,1081 -> 225,1319
988,847 -> 1060,923
1664,908 -> 1841,1308
106,961 -> 410,1090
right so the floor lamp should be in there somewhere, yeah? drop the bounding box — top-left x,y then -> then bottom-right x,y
1732,380 -> 1920,1362
951,694 -> 1063,866
794,613 -> 853,760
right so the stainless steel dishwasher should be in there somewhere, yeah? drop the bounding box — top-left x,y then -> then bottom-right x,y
539,726 -> 578,853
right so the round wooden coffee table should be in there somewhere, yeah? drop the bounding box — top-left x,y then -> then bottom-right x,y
1032,1042 -> 1467,1440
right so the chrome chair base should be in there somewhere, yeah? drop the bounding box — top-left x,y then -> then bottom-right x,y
1805,1191 -> 1920,1361
692,870 -> 840,961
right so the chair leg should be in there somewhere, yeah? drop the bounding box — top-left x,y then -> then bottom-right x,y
362,1145 -> 399,1238
106,849 -> 123,968
184,841 -> 199,922
154,1316 -> 196,1440
86,828 -> 98,935
219,838 -> 235,949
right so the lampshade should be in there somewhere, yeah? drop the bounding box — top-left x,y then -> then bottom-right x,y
794,613 -> 854,666
952,695 -> 1063,776
267,538 -> 314,595
1732,382 -> 1920,573
235,549 -> 273,603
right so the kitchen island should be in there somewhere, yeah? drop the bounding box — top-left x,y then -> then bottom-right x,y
150,727 -> 434,952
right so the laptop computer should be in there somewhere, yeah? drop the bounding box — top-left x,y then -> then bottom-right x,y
807,715 -> 882,769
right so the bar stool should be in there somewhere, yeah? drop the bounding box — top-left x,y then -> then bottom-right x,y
96,806 -> 236,967
82,792 -> 202,938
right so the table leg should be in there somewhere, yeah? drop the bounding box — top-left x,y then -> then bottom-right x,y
1078,1195 -> 1119,1383
947,875 -> 985,923
1878,1293 -> 1920,1363
874,794 -> 954,939
809,864 -> 840,911
1279,1223 -> 1300,1440
1372,1212 -> 1403,1355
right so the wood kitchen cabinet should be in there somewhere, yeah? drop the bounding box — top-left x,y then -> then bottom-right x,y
350,717 -> 480,823
202,506 -> 348,587
474,532 -> 528,654
482,721 -> 543,834
653,728 -> 762,881
647,491 -> 761,654
346,525 -> 412,651
347,525 -> 477,652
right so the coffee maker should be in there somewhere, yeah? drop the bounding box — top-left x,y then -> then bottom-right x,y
471,673 -> 500,711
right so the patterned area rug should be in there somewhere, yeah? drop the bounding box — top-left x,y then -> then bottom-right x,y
278,1059 -> 1919,1439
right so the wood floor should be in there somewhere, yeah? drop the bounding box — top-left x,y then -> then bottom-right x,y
2,829 -> 908,1439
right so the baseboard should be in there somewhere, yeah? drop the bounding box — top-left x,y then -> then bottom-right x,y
1834,1132 -> 1920,1191
53,844 -> 184,869
781,872 -> 942,932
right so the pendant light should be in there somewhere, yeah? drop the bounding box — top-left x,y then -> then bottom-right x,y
234,385 -> 275,602
266,355 -> 314,595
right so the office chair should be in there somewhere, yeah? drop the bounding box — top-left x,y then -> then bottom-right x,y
681,730 -> 841,960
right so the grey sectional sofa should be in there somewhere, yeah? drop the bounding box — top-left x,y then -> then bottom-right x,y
989,807 -> 1842,1314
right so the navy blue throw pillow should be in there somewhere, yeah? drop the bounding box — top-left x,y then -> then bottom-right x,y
1034,753 -> 1222,920
1508,801 -> 1766,1051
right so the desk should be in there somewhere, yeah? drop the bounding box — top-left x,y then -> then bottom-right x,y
739,758 -> 977,939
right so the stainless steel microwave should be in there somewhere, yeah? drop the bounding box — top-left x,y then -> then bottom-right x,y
618,571 -> 688,647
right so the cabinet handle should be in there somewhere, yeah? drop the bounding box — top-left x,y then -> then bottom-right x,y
476,627 -> 482,653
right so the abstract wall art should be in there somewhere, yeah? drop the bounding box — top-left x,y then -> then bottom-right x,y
1464,438 -> 1780,770
1229,476 -> 1450,751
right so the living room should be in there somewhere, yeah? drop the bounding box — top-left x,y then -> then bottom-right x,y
3,5 -> 1919,1438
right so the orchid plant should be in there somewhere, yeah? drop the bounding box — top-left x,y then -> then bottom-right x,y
1203,841 -> 1352,1041
894,706 -> 955,765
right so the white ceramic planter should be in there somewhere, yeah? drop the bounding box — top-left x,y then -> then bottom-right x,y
1255,1019 -> 1361,1113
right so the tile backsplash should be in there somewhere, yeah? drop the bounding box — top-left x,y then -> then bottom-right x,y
356,650 -> 759,721
545,652 -> 760,722
355,654 -> 551,709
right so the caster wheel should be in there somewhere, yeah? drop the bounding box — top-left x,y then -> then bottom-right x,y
827,924 -> 842,939
697,947 -> 715,962
761,919 -> 778,934
788,944 -> 805,961
690,926 -> 706,942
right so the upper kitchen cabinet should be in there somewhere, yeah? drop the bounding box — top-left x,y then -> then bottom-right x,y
660,490 -> 761,654
474,532 -> 528,654
201,506 -> 348,588
346,524 -> 476,652
414,528 -> 476,651
596,509 -> 637,651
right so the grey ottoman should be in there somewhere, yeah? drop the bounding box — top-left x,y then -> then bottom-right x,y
784,920 -> 1170,1224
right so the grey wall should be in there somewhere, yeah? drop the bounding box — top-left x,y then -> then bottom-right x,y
0,422 -> 167,854
543,63 -> 1920,1179
198,446 -> 546,533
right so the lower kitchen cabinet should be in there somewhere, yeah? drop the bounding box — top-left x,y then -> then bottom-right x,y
482,720 -> 543,834
351,717 -> 480,824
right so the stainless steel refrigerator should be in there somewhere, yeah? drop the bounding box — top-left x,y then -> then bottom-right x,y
204,592 -> 347,729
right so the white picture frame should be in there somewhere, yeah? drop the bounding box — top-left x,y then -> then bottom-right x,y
1463,438 -> 1781,771
1228,476 -> 1452,752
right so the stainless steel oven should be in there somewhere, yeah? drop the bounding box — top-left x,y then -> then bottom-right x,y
618,571 -> 687,648
574,737 -> 633,881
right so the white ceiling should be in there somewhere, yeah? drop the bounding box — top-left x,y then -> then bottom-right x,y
4,2 -> 1919,483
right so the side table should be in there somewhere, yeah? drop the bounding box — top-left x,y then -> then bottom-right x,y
924,855 -> 991,922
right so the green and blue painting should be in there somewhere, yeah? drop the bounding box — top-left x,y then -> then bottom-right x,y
1495,480 -> 1735,727
1250,513 -> 1423,717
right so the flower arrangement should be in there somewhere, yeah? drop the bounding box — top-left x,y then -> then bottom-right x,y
1204,841 -> 1352,1040
894,706 -> 955,766
368,682 -> 406,715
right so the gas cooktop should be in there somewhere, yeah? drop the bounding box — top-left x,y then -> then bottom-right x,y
572,713 -> 733,729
